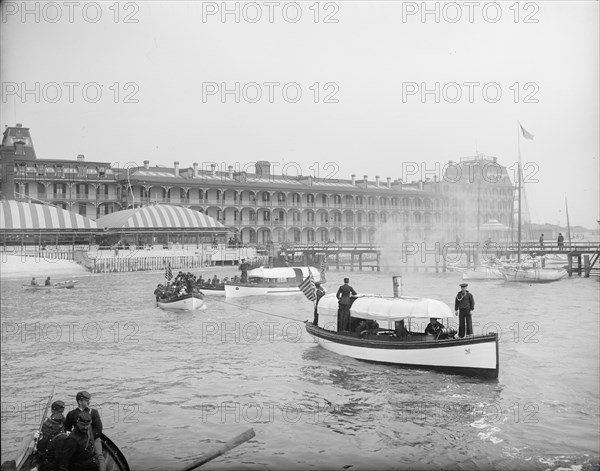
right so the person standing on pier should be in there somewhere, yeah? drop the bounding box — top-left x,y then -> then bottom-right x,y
557,233 -> 564,250
336,278 -> 357,332
455,282 -> 475,338
539,233 -> 545,248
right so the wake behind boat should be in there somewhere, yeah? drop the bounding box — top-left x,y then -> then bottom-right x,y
305,290 -> 498,379
224,266 -> 325,298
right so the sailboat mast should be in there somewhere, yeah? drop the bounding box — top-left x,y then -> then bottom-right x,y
565,195 -> 572,247
517,123 -> 522,263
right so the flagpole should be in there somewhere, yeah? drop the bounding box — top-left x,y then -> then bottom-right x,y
517,121 -> 522,263
565,194 -> 572,248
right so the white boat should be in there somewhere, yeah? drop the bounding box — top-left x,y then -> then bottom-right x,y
21,280 -> 78,290
499,266 -> 567,283
157,293 -> 206,311
305,293 -> 499,378
224,266 -> 324,298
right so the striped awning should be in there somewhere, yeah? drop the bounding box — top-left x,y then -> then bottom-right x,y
0,201 -> 98,231
96,205 -> 225,230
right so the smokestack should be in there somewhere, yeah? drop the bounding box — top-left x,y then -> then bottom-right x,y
375,176 -> 380,187
193,162 -> 198,176
174,161 -> 180,176
144,160 -> 150,169
351,174 -> 356,185
228,165 -> 234,179
387,177 -> 391,188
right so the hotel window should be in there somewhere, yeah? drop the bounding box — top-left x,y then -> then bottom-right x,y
307,194 -> 314,203
263,212 -> 271,222
307,212 -> 314,223
321,194 -> 327,204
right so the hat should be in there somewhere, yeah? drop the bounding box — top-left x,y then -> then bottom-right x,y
344,278 -> 349,283
77,412 -> 92,424
75,391 -> 91,401
459,283 -> 468,287
51,400 -> 65,411
315,282 -> 321,286
51,412 -> 65,422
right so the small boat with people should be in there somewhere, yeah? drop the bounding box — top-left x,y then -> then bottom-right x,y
21,280 -> 78,290
305,283 -> 499,379
224,266 -> 325,298
157,292 -> 206,311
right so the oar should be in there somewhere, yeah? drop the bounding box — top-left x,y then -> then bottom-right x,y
179,428 -> 255,471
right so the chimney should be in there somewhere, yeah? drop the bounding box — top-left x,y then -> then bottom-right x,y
228,165 -> 234,179
351,174 -> 356,185
16,123 -> 22,128
387,177 -> 391,188
418,180 -> 424,190
210,163 -> 216,176
77,154 -> 85,162
392,179 -> 403,190
255,160 -> 271,179
363,175 -> 368,183
193,162 -> 198,176
174,161 -> 180,176
144,160 -> 150,169
375,176 -> 380,187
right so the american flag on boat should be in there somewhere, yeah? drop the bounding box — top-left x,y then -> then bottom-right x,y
298,273 -> 316,302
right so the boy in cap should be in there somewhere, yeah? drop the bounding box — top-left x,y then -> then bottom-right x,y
312,282 -> 326,325
36,400 -> 66,456
65,392 -> 105,471
455,283 -> 475,338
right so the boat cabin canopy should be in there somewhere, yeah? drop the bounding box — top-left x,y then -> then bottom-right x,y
318,293 -> 456,321
247,266 -> 323,282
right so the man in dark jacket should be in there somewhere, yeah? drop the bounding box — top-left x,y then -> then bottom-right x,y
336,278 -> 357,332
455,283 -> 475,338
36,400 -> 66,456
64,392 -> 105,471
313,282 -> 326,325
58,412 -> 98,471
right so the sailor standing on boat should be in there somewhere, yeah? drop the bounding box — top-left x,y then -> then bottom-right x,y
239,258 -> 249,283
455,283 -> 475,338
64,391 -> 105,471
336,278 -> 357,332
313,282 -> 326,326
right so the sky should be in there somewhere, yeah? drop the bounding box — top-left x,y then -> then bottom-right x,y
1,1 -> 598,228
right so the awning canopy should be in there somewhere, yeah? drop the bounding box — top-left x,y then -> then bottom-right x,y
318,293 -> 455,321
96,205 -> 225,230
0,201 -> 98,231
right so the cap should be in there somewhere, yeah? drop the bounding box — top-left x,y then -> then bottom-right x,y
51,400 -> 65,411
459,283 -> 468,287
51,412 -> 65,422
75,391 -> 91,401
77,412 -> 92,424
344,278 -> 349,283
315,282 -> 321,286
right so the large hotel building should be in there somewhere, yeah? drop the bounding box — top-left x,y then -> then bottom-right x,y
0,124 -> 515,245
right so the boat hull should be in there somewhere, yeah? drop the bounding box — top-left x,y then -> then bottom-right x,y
199,286 -> 226,296
305,322 -> 499,379
500,267 -> 567,283
21,280 -> 78,290
224,284 -> 303,298
157,293 -> 206,310
12,433 -> 129,471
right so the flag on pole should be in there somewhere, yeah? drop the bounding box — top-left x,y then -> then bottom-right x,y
519,123 -> 534,140
165,263 -> 173,282
298,273 -> 316,302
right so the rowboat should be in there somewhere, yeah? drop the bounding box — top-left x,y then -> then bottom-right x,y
21,280 -> 78,290
224,266 -> 324,298
157,293 -> 207,311
499,266 -> 568,283
305,292 -> 499,379
4,432 -> 129,471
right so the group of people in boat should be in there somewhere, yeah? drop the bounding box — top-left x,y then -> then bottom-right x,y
34,391 -> 105,471
314,277 -> 472,340
30,276 -> 53,286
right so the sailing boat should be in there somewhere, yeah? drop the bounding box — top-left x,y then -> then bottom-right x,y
499,124 -> 567,283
